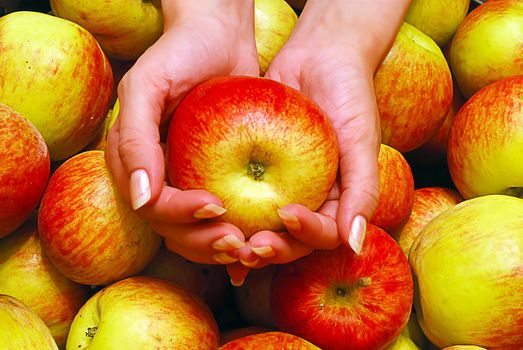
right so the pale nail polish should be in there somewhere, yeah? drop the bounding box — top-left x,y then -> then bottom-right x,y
230,278 -> 245,287
251,246 -> 275,258
130,169 -> 151,210
212,234 -> 245,251
193,203 -> 227,219
277,209 -> 301,231
240,258 -> 260,268
349,215 -> 367,255
212,252 -> 238,264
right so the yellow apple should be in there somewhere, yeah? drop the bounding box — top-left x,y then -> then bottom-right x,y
384,334 -> 420,350
85,99 -> 120,151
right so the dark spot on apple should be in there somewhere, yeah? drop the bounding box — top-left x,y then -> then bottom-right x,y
247,161 -> 265,181
85,326 -> 97,338
358,277 -> 372,287
336,287 -> 348,297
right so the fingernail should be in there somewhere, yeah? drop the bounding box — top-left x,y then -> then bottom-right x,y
240,258 -> 260,268
193,203 -> 227,219
349,215 -> 367,255
212,234 -> 245,251
277,209 -> 301,231
230,277 -> 245,287
251,246 -> 275,258
130,169 -> 151,210
212,252 -> 238,264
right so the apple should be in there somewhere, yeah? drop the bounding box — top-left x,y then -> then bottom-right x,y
384,334 -> 420,350
234,265 -> 276,328
219,331 -> 321,350
140,244 -> 229,313
392,187 -> 462,257
166,76 -> 339,238
0,218 -> 90,347
449,0 -> 523,98
270,224 -> 414,350
409,195 -> 523,349
85,99 -> 120,151
0,11 -> 113,161
442,347 -> 487,350
66,276 -> 220,349
447,75 -> 523,199
404,0 -> 470,47
220,327 -> 271,345
0,103 -> 49,238
0,295 -> 58,350
38,150 -> 161,286
370,144 -> 415,233
50,0 -> 163,61
375,22 -> 453,153
255,0 -> 297,75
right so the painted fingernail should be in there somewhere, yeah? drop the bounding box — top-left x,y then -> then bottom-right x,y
212,234 -> 245,251
251,246 -> 275,258
240,258 -> 260,268
230,278 -> 245,287
212,252 -> 238,264
349,215 -> 367,255
193,203 -> 227,219
277,209 -> 301,231
130,169 -> 151,210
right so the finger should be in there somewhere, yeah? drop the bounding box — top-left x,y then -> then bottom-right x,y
277,204 -> 339,250
226,263 -> 252,287
248,230 -> 314,265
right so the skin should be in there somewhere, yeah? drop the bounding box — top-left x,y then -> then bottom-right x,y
105,0 -> 411,284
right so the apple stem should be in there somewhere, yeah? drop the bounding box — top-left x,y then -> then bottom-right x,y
248,162 -> 265,181
85,326 -> 98,338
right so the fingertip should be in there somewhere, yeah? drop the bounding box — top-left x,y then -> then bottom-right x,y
226,263 -> 251,287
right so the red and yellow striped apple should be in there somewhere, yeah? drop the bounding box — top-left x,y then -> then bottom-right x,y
409,195 -> 523,349
0,104 -> 49,238
38,150 -> 161,286
219,331 -> 321,350
0,11 -> 113,160
66,276 -> 220,349
447,75 -> 523,199
0,218 -> 90,348
166,76 -> 339,238
270,224 -> 414,350
220,327 -> 272,345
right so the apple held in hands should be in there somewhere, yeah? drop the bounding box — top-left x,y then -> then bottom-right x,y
166,76 -> 339,238
219,331 -> 321,350
0,103 -> 49,238
409,195 -> 523,349
447,75 -> 523,199
38,150 -> 161,286
270,224 -> 414,350
66,276 -> 220,350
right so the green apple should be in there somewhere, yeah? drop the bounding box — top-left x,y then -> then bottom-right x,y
409,195 -> 523,349
50,0 -> 163,61
0,11 -> 113,160
66,276 -> 220,349
384,334 -> 420,350
0,295 -> 58,350
449,0 -> 523,98
404,0 -> 469,46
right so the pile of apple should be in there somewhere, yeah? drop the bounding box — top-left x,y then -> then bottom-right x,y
0,0 -> 522,349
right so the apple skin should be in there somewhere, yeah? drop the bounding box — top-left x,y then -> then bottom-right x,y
220,327 -> 272,345
255,0 -> 297,75
66,276 -> 220,350
375,22 -> 453,153
371,144 -> 415,233
166,76 -> 339,238
449,0 -> 523,99
442,347 -> 487,350
409,195 -> 523,349
447,75 -> 523,199
38,150 -> 161,286
404,0 -> 469,47
0,218 -> 90,348
0,295 -> 58,350
392,187 -> 462,257
219,331 -> 321,350
50,0 -> 163,61
384,334 -> 420,350
85,99 -> 120,151
0,104 -> 49,238
0,11 -> 113,161
140,244 -> 229,313
270,224 -> 414,350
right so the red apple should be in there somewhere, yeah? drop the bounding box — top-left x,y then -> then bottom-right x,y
0,103 -> 49,238
219,331 -> 321,350
270,224 -> 414,350
0,218 -> 90,347
371,144 -> 415,233
447,75 -> 523,199
166,76 -> 339,238
38,150 -> 161,286
392,187 -> 462,256
140,244 -> 229,313
375,22 -> 453,153
220,327 -> 272,345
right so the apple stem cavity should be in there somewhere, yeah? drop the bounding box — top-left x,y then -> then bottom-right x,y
248,161 -> 266,181
85,326 -> 98,338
